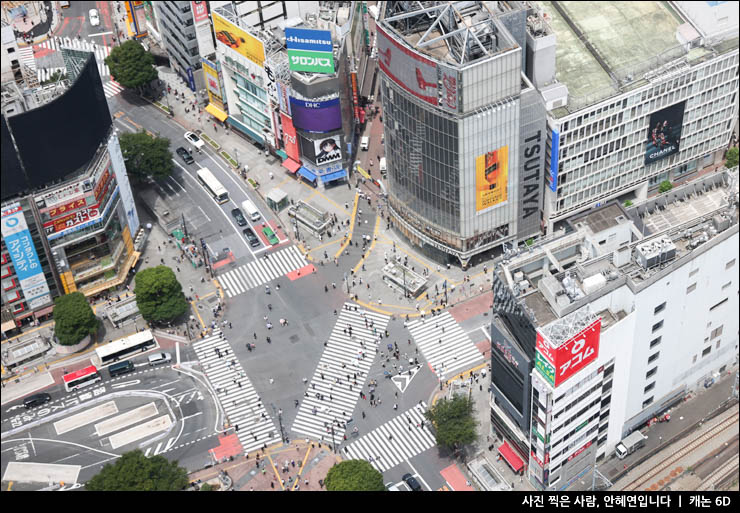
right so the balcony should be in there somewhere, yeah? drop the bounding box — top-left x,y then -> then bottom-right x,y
78,250 -> 140,297
71,242 -> 124,281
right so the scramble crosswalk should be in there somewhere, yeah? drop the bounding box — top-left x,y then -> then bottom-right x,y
407,312 -> 484,381
192,330 -> 281,454
218,246 -> 307,298
290,304 -> 390,442
17,46 -> 36,71
35,37 -> 112,78
343,403 -> 436,472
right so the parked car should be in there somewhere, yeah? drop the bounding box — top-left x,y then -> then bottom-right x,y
243,227 -> 261,247
402,473 -> 422,491
176,146 -> 194,164
89,9 -> 100,26
231,208 -> 247,226
184,131 -> 204,149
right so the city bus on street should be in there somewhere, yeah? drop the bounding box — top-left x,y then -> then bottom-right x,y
63,365 -> 102,392
95,330 -> 156,367
197,167 -> 229,204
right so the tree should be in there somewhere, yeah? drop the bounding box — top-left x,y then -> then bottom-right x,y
53,292 -> 98,346
324,460 -> 385,491
726,147 -> 739,169
134,266 -> 189,324
104,40 -> 158,91
86,450 -> 188,491
119,131 -> 174,181
658,180 -> 673,194
424,395 -> 478,452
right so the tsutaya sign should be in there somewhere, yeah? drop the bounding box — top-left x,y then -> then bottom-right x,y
535,318 -> 602,387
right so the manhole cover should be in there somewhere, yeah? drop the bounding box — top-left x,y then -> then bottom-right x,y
290,335 -> 299,344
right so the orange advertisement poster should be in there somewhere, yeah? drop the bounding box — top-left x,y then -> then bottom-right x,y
475,146 -> 508,212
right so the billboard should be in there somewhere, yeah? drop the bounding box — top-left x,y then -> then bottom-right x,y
1,203 -> 51,310
645,101 -> 686,165
202,59 -> 225,112
212,11 -> 265,68
280,113 -> 300,162
536,318 -> 602,387
108,134 -> 140,238
46,198 -> 87,220
376,24 -> 438,107
300,135 -> 342,165
438,64 -> 460,113
191,1 -> 208,23
289,97 -> 342,133
285,28 -> 335,74
549,129 -> 560,192
475,146 -> 509,212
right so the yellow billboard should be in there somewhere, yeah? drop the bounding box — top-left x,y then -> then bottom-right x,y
212,12 -> 265,68
475,146 -> 508,212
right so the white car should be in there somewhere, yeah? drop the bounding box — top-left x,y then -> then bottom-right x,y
184,131 -> 204,149
89,9 -> 100,27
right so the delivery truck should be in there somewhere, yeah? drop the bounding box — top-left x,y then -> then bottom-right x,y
615,430 -> 647,459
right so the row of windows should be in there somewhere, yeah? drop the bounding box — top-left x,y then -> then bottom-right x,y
553,382 -> 601,422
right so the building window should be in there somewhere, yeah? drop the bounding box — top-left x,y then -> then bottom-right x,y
644,382 -> 655,393
646,367 -> 657,379
702,346 -> 711,357
650,336 -> 662,349
653,302 -> 666,315
686,283 -> 697,294
716,340 -> 721,349
652,320 -> 663,333
642,397 -> 654,408
648,352 -> 660,364
710,298 -> 728,311
727,259 -> 736,269
710,325 -> 723,339
722,281 -> 732,290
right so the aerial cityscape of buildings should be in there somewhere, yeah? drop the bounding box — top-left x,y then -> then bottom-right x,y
0,0 -> 738,493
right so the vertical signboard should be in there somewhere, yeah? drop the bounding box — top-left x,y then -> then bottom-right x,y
280,113 -> 300,162
191,1 -> 208,23
376,24 -> 438,106
549,129 -> 559,192
536,318 -> 602,387
285,28 -> 335,74
192,1 -> 215,56
438,64 -> 459,113
475,146 -> 509,212
108,135 -> 140,238
264,60 -> 278,103
276,81 -> 291,115
644,101 -> 686,165
212,11 -> 265,68
1,203 -> 51,309
203,59 -> 225,112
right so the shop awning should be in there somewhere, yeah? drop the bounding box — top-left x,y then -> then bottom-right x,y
205,104 -> 228,122
1,319 -> 17,333
33,305 -> 55,318
282,159 -> 301,173
276,149 -> 288,160
320,169 -> 347,183
298,167 -> 317,182
498,442 -> 524,473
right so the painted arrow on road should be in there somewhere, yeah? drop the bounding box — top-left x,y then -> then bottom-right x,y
391,366 -> 421,393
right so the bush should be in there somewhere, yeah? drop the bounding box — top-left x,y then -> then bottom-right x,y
325,460 -> 385,491
623,200 -> 633,207
53,292 -> 98,346
658,180 -> 673,194
726,147 -> 739,169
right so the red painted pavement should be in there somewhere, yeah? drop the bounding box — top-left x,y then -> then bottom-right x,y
209,433 -> 243,461
475,338 -> 491,358
212,251 -> 235,269
449,291 -> 492,323
255,220 -> 289,248
286,264 -> 315,280
440,463 -> 474,491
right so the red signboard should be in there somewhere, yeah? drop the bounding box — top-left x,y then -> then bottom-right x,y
376,24 -> 438,106
350,72 -> 360,122
94,169 -> 112,202
191,1 -> 208,23
280,113 -> 300,162
568,440 -> 592,462
45,205 -> 100,234
537,318 -> 602,387
47,198 -> 87,219
438,64 -> 459,113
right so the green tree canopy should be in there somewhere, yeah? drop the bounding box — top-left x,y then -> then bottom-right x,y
658,180 -> 673,194
424,394 -> 478,452
53,292 -> 98,346
119,131 -> 174,181
86,450 -> 188,491
104,40 -> 158,90
325,460 -> 385,491
134,265 -> 189,324
726,147 -> 739,169
623,200 -> 633,207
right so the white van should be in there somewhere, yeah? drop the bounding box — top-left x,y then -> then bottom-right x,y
379,157 -> 387,173
241,199 -> 261,222
360,136 -> 370,151
148,352 -> 172,366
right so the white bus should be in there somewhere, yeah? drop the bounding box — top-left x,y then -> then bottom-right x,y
197,167 -> 229,204
63,365 -> 102,392
95,330 -> 156,366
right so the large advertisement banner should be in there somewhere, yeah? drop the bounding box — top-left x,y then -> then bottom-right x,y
280,113 -> 300,162
536,318 -> 602,387
289,97 -> 342,133
108,134 -> 140,238
202,60 -> 225,112
285,28 -> 335,74
212,12 -> 265,68
549,129 -> 560,192
438,63 -> 460,113
1,203 -> 51,309
313,136 -> 342,165
376,24 -> 438,106
645,101 -> 686,165
475,146 -> 509,212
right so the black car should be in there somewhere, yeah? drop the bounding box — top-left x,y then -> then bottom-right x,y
402,473 -> 422,491
176,146 -> 194,164
231,208 -> 247,226
243,227 -> 261,247
24,393 -> 52,409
